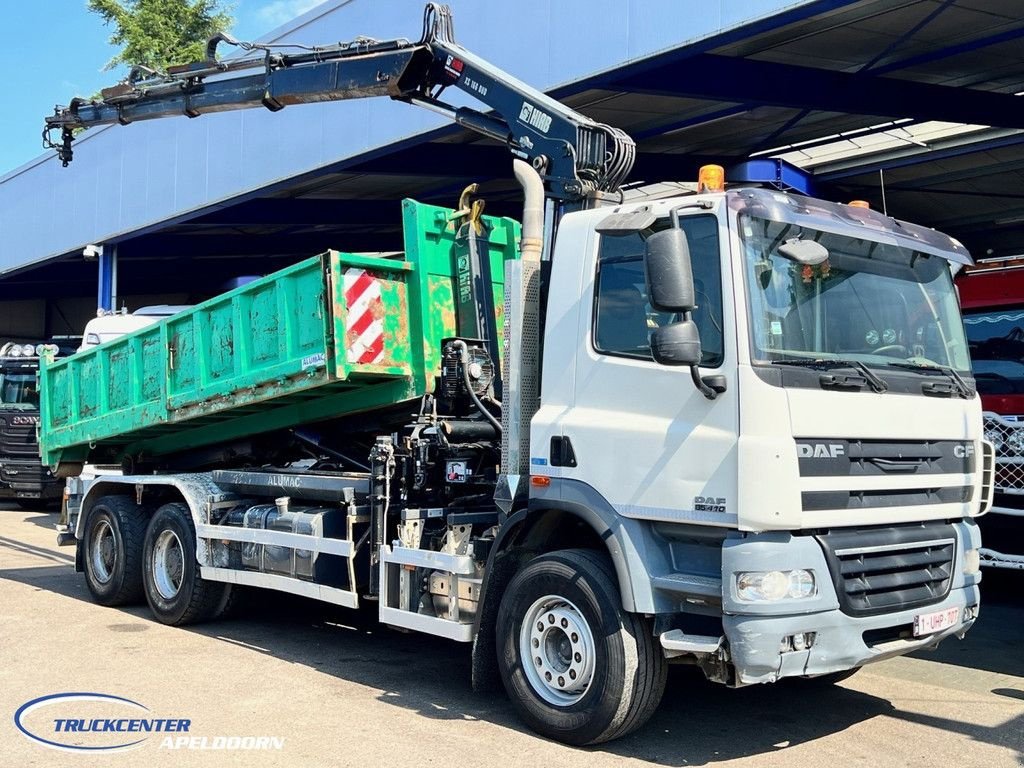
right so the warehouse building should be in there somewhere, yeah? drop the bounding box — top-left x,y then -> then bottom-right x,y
0,0 -> 1021,339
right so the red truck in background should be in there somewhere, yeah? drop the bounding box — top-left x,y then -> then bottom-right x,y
957,260 -> 1024,569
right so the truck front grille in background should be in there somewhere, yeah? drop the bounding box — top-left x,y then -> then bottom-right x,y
817,523 -> 956,616
0,422 -> 39,458
0,462 -> 46,486
982,413 -> 1024,494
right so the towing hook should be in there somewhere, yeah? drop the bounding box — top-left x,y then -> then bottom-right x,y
450,183 -> 486,234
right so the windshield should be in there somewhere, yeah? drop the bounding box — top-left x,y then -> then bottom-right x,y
963,309 -> 1024,395
0,373 -> 39,409
740,215 -> 971,374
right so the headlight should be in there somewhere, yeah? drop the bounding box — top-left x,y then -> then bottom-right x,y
736,569 -> 816,601
21,344 -> 36,356
984,428 -> 1004,453
1008,431 -> 1024,456
8,346 -> 22,357
963,548 -> 981,575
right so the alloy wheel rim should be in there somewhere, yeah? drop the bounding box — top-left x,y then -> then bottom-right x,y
152,529 -> 185,600
519,594 -> 597,706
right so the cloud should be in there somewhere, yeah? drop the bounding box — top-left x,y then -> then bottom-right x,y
254,0 -> 326,29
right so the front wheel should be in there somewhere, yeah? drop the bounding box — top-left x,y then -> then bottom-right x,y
496,549 -> 666,745
142,502 -> 231,626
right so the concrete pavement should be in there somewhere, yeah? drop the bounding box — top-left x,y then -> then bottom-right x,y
1,506 -> 1021,767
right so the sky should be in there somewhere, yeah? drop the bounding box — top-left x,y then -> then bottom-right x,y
0,0 -> 326,177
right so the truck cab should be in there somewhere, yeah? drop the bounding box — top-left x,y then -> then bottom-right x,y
0,342 -> 70,506
528,186 -> 987,683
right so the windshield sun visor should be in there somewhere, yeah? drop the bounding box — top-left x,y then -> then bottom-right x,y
729,188 -> 972,266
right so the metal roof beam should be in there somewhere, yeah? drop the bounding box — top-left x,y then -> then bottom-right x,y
186,198 -> 402,228
868,25 -> 1024,76
117,231 -> 403,260
815,130 -> 1024,179
858,0 -> 956,73
614,53 -> 1024,131
349,141 -> 725,186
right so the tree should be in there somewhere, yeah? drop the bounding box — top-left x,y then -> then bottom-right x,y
88,0 -> 234,73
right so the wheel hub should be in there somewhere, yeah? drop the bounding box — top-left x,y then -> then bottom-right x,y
521,596 -> 596,706
152,529 -> 185,600
90,519 -> 116,584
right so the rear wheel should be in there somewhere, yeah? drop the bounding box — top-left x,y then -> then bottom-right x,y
142,502 -> 231,626
82,495 -> 147,606
496,549 -> 666,745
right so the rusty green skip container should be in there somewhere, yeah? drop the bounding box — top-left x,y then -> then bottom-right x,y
39,200 -> 520,472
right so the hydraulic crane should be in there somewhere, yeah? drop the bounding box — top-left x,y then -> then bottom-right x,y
43,4 -> 634,205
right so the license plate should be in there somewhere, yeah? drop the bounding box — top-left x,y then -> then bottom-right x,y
913,606 -> 960,637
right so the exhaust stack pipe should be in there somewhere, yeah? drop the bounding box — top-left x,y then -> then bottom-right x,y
495,160 -> 544,516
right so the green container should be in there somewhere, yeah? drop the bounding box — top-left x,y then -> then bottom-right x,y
39,200 -> 520,470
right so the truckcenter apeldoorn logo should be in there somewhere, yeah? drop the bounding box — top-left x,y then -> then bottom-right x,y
15,693 -> 285,753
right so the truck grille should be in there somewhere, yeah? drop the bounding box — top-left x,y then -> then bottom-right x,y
817,523 -> 956,616
796,438 -> 974,511
0,461 -> 46,485
982,413 -> 1024,494
0,421 -> 39,458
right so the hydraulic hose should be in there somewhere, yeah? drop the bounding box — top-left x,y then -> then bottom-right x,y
451,339 -> 502,434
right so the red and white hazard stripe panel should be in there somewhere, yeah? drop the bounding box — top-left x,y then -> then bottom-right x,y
343,268 -> 386,365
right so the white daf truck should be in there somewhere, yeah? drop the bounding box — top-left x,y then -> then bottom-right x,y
42,4 -> 991,746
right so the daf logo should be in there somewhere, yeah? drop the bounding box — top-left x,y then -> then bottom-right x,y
953,444 -> 975,459
797,442 -> 845,459
694,496 -> 727,513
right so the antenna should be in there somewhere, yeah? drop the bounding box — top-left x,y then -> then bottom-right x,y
879,168 -> 888,216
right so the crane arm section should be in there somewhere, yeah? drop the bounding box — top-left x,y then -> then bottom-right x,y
43,4 -> 634,202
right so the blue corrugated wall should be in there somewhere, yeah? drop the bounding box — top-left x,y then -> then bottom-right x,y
0,0 -> 802,273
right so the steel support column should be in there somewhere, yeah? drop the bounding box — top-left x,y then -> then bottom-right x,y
97,245 -> 117,313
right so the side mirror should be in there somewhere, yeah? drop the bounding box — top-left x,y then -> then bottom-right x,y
645,229 -> 696,312
651,320 -> 702,366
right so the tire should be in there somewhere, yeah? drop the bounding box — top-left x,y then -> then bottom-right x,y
142,502 -> 230,626
496,549 -> 667,745
81,495 -> 147,606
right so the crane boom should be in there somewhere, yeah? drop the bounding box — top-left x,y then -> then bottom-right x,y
43,4 -> 634,202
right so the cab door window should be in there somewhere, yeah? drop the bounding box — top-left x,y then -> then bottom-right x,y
593,215 -> 723,367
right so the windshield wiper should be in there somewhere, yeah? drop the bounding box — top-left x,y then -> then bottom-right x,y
772,358 -> 888,393
883,362 -> 973,398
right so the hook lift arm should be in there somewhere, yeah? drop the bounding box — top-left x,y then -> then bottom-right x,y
43,4 -> 634,202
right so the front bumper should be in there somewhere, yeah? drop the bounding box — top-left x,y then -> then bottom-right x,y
725,586 -> 978,684
719,520 -> 981,685
0,460 -> 62,500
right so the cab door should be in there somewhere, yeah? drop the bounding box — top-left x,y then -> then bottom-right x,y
558,207 -> 740,526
